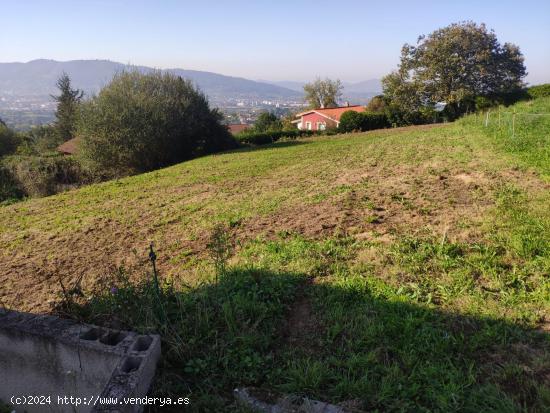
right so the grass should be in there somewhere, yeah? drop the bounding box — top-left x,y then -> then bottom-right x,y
459,96 -> 550,177
0,401 -> 11,413
1,99 -> 549,411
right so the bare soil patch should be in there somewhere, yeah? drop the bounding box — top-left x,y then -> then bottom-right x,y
1,126 -> 547,314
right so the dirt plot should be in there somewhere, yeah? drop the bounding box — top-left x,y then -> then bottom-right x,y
1,166 -> 540,313
238,164 -> 536,245
0,124 -> 548,313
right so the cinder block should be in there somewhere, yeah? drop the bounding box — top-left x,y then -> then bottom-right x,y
0,308 -> 161,413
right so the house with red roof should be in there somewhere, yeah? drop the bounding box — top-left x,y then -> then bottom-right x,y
292,105 -> 365,131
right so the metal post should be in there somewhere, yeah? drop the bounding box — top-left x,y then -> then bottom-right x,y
485,110 -> 490,127
512,111 -> 516,138
498,108 -> 501,127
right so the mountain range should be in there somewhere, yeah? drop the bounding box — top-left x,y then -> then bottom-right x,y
0,59 -> 381,102
263,79 -> 382,94
0,59 -> 301,100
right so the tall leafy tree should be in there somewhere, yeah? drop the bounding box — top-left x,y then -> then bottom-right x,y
303,78 -> 343,108
77,71 -> 236,178
365,95 -> 387,113
382,22 -> 526,114
52,73 -> 84,142
254,112 -> 282,132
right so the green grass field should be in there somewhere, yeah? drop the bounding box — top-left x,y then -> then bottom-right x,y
1,99 -> 549,412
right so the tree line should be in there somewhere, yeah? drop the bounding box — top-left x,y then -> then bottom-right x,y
300,21 -> 533,128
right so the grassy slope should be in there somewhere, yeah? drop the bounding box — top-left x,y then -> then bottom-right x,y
1,99 -> 549,412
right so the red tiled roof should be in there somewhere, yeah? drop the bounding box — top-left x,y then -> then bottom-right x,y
57,137 -> 80,155
296,105 -> 365,122
227,124 -> 250,134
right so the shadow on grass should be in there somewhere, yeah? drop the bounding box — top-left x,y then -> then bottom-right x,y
60,268 -> 550,413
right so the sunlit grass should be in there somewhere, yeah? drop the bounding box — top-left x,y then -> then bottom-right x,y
1,99 -> 549,411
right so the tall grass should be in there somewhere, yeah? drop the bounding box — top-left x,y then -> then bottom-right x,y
459,97 -> 550,175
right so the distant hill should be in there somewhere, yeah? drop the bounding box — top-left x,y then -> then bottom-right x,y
0,59 -> 302,100
343,79 -> 383,95
262,78 -> 383,104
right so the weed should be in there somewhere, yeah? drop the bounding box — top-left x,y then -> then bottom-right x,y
207,223 -> 233,281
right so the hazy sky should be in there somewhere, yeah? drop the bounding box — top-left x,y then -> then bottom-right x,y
2,0 -> 549,84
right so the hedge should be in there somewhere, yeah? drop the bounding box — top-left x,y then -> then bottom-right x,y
339,111 -> 389,133
235,129 -> 315,145
528,84 -> 550,99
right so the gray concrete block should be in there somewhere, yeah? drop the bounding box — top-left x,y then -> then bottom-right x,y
0,308 -> 160,413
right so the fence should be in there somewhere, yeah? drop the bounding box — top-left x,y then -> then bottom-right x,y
476,108 -> 550,138
469,106 -> 550,173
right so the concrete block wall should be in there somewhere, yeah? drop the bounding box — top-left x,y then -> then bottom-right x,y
0,308 -> 160,413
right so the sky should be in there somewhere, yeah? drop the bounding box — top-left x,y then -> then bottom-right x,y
1,0 -> 549,84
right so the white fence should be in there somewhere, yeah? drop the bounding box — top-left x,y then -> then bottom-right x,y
476,109 -> 550,138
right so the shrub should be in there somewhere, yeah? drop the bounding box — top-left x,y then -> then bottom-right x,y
235,129 -> 314,145
253,112 -> 282,133
340,111 -> 389,133
2,155 -> 86,198
386,104 -> 433,126
527,84 -> 550,99
18,125 -> 61,154
0,124 -> 18,158
0,166 -> 23,204
236,132 -> 279,145
360,112 -> 389,130
77,71 -> 237,179
475,96 -> 494,111
365,95 -> 387,113
496,88 -> 530,106
339,111 -> 363,133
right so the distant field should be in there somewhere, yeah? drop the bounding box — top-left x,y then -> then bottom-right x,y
1,99 -> 549,411
0,109 -> 55,131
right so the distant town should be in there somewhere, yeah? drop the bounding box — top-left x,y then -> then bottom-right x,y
0,59 -> 382,130
0,93 -> 310,130
215,97 -> 308,126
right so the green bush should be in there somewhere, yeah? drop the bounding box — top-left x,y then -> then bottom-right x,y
18,125 -> 61,155
0,124 -> 18,158
77,71 -> 237,179
339,111 -> 363,133
365,95 -> 387,113
475,96 -> 494,111
0,166 -> 24,204
235,129 -> 314,145
253,112 -> 282,133
527,84 -> 550,99
2,155 -> 86,198
386,103 -> 435,126
495,88 -> 530,106
339,111 -> 389,133
360,112 -> 389,130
